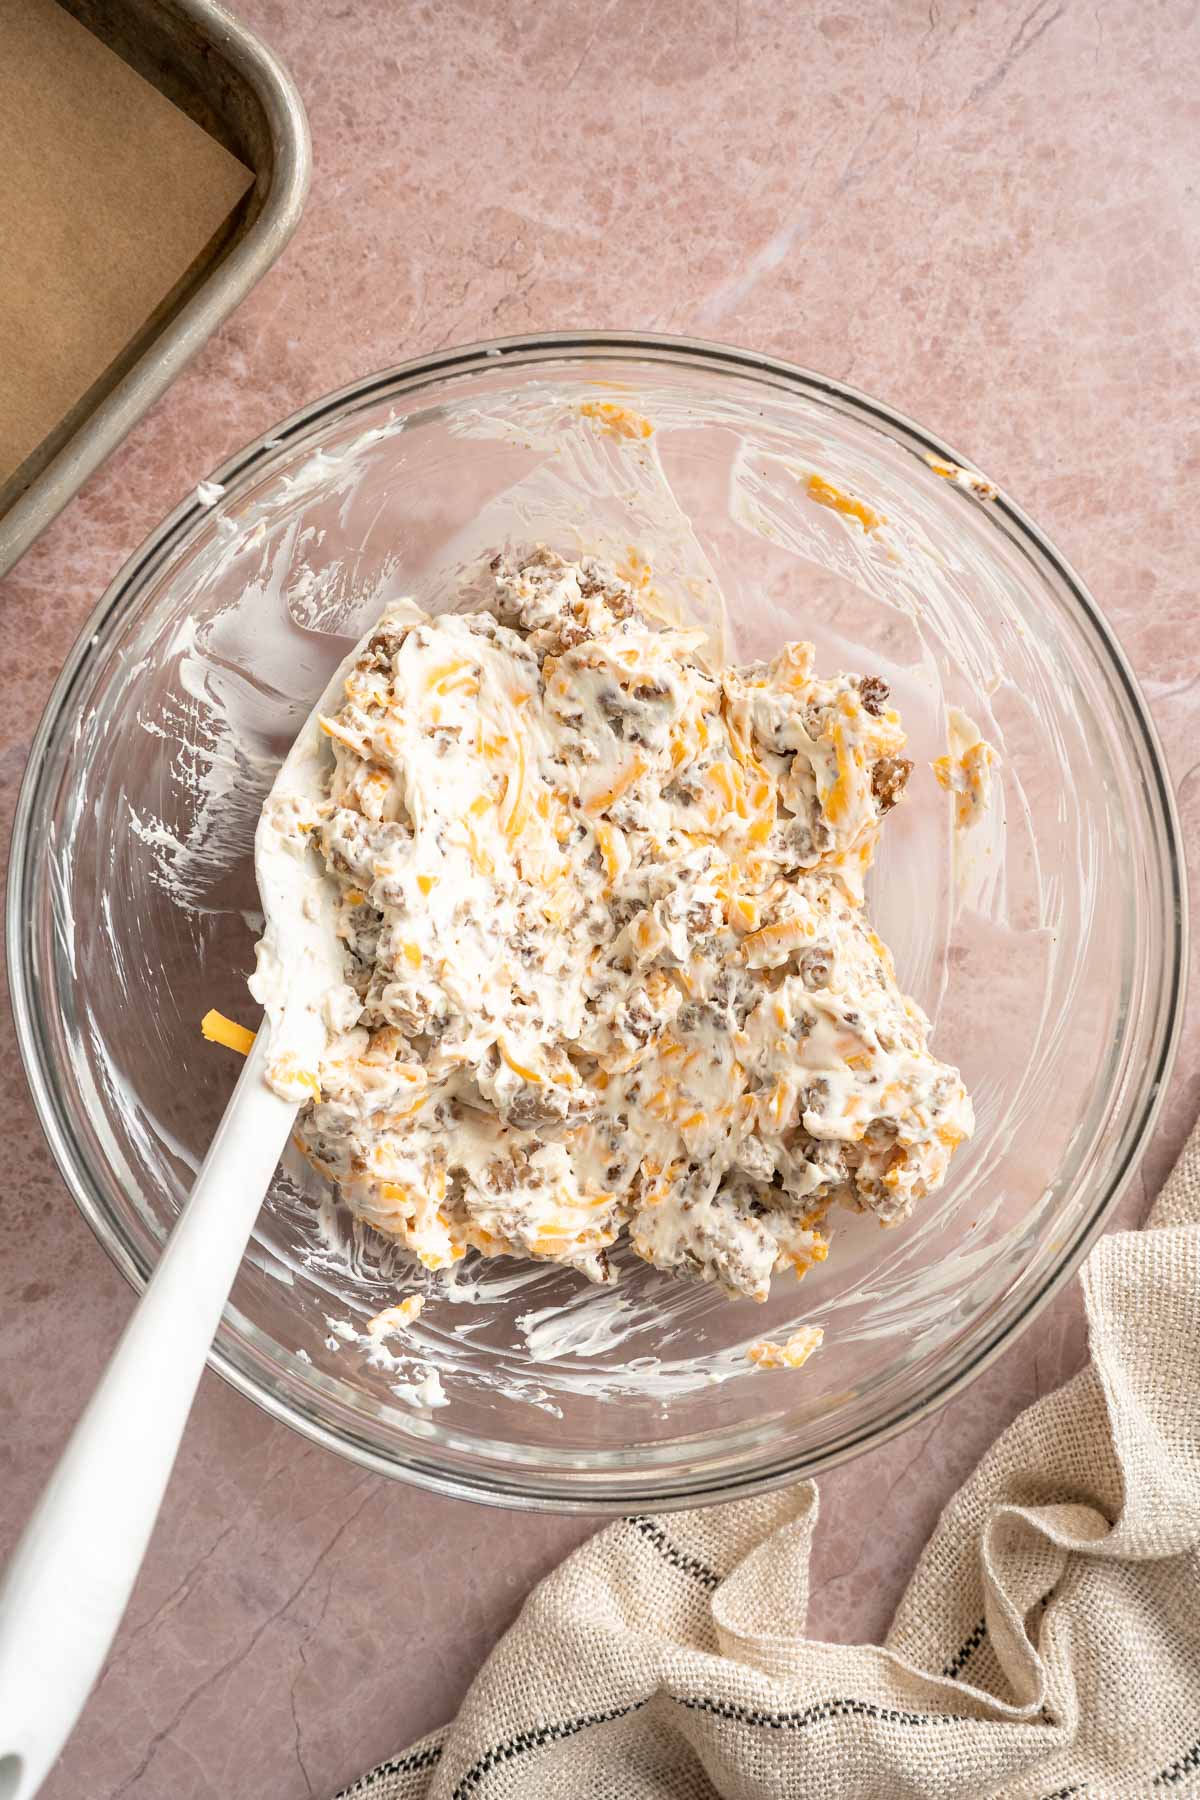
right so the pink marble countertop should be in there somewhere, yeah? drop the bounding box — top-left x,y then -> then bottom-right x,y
2,2 -> 1197,1794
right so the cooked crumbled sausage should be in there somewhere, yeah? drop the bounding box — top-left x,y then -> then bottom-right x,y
857,674 -> 890,716
505,1088 -> 571,1130
871,756 -> 913,812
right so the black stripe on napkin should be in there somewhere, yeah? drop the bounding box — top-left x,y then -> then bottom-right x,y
451,1700 -> 649,1797
624,1514 -> 721,1590
1153,1737 -> 1200,1786
941,1615 -> 988,1680
336,1737 -> 445,1796
676,1692 -> 963,1731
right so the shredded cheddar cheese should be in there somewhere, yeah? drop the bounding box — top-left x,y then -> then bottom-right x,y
579,401 -> 654,441
747,1326 -> 824,1370
805,472 -> 886,534
366,1294 -> 425,1340
201,1010 -> 256,1056
932,708 -> 998,831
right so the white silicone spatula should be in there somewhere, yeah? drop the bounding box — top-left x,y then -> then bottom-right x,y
0,623 -> 376,1800
0,1040 -> 299,1800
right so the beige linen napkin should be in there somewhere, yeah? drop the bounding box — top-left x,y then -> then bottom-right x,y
338,1117 -> 1200,1800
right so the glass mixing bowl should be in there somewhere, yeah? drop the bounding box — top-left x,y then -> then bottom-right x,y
9,334 -> 1184,1511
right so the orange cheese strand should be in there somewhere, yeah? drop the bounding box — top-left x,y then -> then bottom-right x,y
805,473 -> 885,534
747,1326 -> 825,1370
201,1009 -> 256,1056
585,755 -> 646,815
579,400 -> 654,441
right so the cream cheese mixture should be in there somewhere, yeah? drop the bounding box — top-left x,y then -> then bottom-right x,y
255,548 -> 973,1303
933,705 -> 997,830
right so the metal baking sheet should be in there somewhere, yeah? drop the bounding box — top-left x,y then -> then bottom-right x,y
0,0 -> 310,578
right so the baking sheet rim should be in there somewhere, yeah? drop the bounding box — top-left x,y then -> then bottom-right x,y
0,0 -> 311,578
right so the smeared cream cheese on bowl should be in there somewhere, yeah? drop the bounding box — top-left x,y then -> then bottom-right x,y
248,546 -> 973,1355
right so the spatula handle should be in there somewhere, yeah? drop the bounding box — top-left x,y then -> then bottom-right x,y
0,1036 -> 297,1800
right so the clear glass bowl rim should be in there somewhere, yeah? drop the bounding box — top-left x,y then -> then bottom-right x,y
8,330 -> 1188,1513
